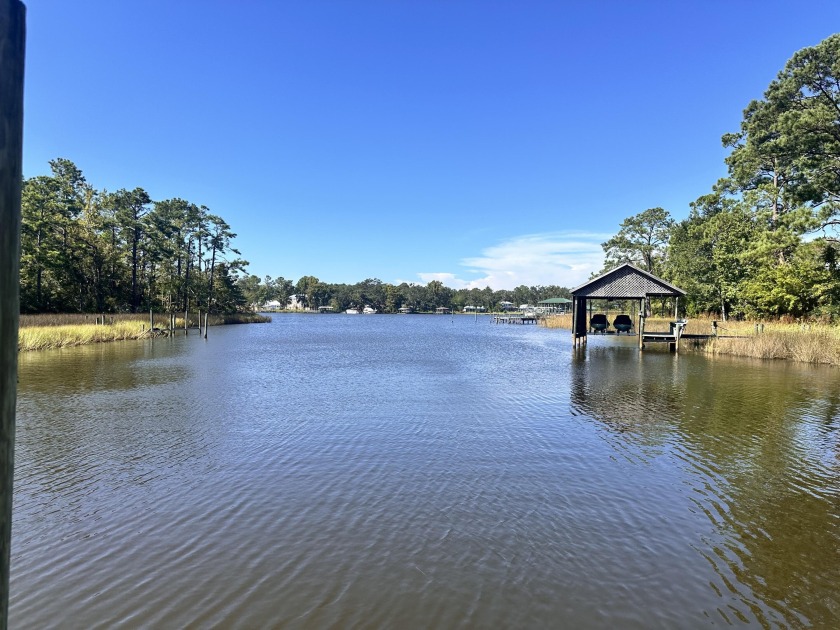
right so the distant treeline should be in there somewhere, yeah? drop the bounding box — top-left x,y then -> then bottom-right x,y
20,159 -> 246,314
238,275 -> 570,314
596,34 -> 840,321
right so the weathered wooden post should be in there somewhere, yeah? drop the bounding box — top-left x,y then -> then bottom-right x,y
638,299 -> 646,350
184,308 -> 188,335
0,1 -> 25,625
203,312 -> 208,339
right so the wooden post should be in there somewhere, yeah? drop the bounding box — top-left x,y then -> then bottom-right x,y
0,2 -> 25,626
203,312 -> 208,339
184,308 -> 188,335
149,308 -> 154,332
638,299 -> 645,350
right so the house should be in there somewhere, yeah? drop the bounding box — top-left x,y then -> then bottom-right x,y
287,294 -> 305,310
261,299 -> 284,312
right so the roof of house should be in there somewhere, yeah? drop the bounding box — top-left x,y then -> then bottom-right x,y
537,297 -> 572,304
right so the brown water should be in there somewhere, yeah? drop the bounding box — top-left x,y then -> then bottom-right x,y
11,315 -> 840,628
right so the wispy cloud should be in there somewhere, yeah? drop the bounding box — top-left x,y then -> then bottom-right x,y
417,231 -> 608,290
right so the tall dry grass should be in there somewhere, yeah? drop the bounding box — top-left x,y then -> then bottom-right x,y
540,313 -> 573,329
704,328 -> 840,365
18,312 -> 270,351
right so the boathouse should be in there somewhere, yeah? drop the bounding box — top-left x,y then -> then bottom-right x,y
537,297 -> 572,314
570,263 -> 685,348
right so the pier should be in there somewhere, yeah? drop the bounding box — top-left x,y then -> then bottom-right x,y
493,314 -> 538,324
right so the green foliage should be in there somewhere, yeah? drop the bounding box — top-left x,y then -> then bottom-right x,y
239,276 -> 571,314
602,35 -> 840,321
20,158 -> 249,315
601,207 -> 674,274
724,33 -> 840,243
667,185 -> 755,319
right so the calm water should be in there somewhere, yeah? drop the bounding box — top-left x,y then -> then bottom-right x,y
11,315 -> 840,628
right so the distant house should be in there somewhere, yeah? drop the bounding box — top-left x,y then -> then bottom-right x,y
287,294 -> 305,310
435,307 -> 451,314
262,299 -> 284,312
462,305 -> 486,313
398,306 -> 413,314
499,301 -> 514,311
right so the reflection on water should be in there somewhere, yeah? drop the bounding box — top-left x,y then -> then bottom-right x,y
11,316 -> 840,628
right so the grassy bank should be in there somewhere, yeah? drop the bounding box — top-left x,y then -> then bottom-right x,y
540,313 -> 840,366
19,312 -> 271,352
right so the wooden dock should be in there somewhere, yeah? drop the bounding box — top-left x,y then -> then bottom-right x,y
641,331 -> 716,351
493,314 -> 538,325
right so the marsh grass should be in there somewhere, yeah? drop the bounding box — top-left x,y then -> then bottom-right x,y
540,312 -> 840,365
18,321 -> 149,351
704,328 -> 840,365
540,313 -> 573,329
18,312 -> 271,351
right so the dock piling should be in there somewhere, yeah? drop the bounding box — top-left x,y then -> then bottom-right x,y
0,1 -> 26,624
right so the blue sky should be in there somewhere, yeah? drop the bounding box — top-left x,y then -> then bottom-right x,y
21,1 -> 840,289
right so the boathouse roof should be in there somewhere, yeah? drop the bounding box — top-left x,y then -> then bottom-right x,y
537,297 -> 572,305
571,263 -> 685,299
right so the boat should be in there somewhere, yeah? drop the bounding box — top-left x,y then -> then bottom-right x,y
362,306 -> 377,314
345,308 -> 360,314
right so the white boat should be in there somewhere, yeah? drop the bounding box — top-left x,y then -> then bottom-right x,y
362,306 -> 377,314
345,308 -> 360,314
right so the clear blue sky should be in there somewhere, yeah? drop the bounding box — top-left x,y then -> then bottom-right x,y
21,1 -> 840,290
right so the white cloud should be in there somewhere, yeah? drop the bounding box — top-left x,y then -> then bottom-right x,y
417,231 -> 608,290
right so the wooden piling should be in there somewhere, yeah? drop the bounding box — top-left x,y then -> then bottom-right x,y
0,2 -> 25,625
638,314 -> 646,350
184,308 -> 188,335
203,312 -> 208,339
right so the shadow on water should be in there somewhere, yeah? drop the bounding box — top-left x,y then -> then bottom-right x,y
570,342 -> 840,627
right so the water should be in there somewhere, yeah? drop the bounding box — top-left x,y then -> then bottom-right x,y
11,315 -> 840,628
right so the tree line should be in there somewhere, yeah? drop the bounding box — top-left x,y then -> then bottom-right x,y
600,34 -> 840,320
19,160 -> 571,316
237,275 -> 570,314
20,158 -> 247,314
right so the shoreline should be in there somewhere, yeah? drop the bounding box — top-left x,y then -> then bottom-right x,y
540,314 -> 840,366
18,313 -> 271,352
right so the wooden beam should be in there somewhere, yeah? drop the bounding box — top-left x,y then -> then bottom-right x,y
0,1 -> 25,626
